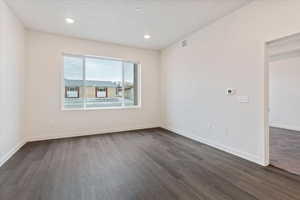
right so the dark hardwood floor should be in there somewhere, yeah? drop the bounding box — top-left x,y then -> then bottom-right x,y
270,127 -> 300,176
1,128 -> 300,200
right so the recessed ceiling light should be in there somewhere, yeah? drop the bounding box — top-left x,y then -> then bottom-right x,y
65,18 -> 75,24
144,34 -> 151,39
135,7 -> 142,12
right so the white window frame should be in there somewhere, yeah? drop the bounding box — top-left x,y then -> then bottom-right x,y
61,53 -> 141,111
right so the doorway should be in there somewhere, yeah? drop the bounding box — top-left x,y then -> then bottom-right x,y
266,33 -> 300,175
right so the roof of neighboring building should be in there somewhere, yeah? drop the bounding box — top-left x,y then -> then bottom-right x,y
65,79 -> 120,88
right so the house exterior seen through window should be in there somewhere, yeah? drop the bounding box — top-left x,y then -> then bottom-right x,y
96,88 -> 107,98
63,54 -> 139,110
65,87 -> 80,98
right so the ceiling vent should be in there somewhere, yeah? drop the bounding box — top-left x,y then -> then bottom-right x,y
181,40 -> 188,47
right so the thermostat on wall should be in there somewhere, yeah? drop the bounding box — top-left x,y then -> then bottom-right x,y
226,88 -> 236,95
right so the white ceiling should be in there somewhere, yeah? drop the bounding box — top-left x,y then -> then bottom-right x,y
6,0 -> 252,50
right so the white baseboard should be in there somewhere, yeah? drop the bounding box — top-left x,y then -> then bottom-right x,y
270,121 -> 300,132
27,123 -> 160,142
1,124 -> 159,167
162,125 -> 265,166
0,140 -> 26,167
1,125 -> 265,168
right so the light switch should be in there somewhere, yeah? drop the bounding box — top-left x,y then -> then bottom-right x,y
237,96 -> 249,103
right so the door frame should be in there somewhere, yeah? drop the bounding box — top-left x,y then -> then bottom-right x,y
264,42 -> 270,166
263,32 -> 300,166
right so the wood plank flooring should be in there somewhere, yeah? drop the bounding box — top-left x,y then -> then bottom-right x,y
270,127 -> 300,175
1,128 -> 300,200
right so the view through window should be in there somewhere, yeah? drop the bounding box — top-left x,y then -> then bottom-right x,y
63,55 -> 139,109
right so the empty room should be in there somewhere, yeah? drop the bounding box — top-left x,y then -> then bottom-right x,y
1,0 -> 300,199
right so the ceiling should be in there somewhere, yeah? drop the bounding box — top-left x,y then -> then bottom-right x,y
6,0 -> 252,50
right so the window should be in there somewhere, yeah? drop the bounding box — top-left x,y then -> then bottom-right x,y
96,88 -> 107,98
65,87 -> 80,98
63,54 -> 139,110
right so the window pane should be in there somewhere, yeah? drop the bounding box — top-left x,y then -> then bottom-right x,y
64,56 -> 84,109
85,57 -> 123,108
124,62 -> 138,106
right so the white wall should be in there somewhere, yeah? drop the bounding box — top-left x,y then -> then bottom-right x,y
3,0 -> 300,167
269,56 -> 300,131
161,0 -> 300,165
0,0 -> 25,166
25,30 -> 161,141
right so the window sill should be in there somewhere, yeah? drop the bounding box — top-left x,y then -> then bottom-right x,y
62,105 -> 141,111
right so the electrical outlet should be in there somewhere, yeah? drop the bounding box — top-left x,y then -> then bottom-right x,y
49,120 -> 55,127
225,128 -> 229,136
